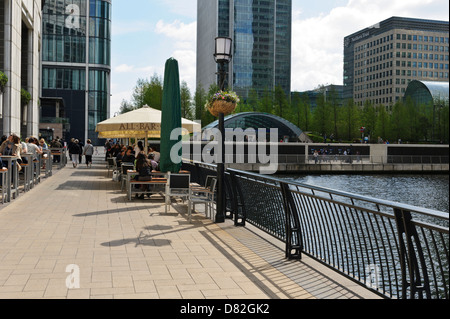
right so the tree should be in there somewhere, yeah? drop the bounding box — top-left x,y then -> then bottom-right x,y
119,99 -> 134,114
300,92 -> 312,132
375,105 -> 389,143
291,92 -> 301,128
274,86 -> 288,118
143,74 -> 163,110
341,99 -> 359,142
240,88 -> 258,113
389,101 -> 407,143
130,74 -> 163,110
194,84 -> 207,121
327,87 -> 340,140
361,100 -> 377,143
180,81 -> 194,120
259,88 -> 273,114
311,93 -> 331,140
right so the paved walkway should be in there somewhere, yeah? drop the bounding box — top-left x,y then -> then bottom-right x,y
0,153 -> 380,299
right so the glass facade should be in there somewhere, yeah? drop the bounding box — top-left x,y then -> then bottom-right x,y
41,0 -> 111,145
404,80 -> 449,105
231,0 -> 292,100
197,0 -> 292,103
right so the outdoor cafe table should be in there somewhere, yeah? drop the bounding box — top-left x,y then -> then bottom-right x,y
126,171 -> 168,201
125,170 -> 191,201
0,155 -> 19,202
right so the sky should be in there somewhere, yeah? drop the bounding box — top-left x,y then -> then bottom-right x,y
110,0 -> 449,117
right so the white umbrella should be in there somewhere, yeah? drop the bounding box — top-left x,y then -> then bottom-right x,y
95,105 -> 201,139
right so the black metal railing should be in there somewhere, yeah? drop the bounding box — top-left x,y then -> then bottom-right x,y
182,160 -> 449,299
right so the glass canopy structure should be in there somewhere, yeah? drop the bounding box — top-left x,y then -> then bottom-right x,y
404,80 -> 449,105
202,112 -> 304,142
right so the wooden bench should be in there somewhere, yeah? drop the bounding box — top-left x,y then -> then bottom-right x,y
128,177 -> 167,200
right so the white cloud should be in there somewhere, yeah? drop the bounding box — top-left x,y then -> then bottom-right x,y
160,0 -> 197,19
114,64 -> 135,73
154,19 -> 197,92
155,20 -> 197,46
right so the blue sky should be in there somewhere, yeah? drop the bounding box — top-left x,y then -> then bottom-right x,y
110,0 -> 449,116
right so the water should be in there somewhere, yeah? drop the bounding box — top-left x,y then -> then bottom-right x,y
278,174 -> 449,213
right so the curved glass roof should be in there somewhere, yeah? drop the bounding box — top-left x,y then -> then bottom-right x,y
202,112 -> 303,141
404,80 -> 449,105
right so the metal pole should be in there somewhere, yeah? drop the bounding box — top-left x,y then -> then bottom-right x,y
215,61 -> 226,223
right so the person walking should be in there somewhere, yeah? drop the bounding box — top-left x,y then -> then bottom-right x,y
69,139 -> 82,168
83,139 -> 94,168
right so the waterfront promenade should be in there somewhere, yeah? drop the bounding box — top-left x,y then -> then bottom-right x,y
0,152 -> 380,300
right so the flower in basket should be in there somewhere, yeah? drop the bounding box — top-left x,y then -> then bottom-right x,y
205,90 -> 240,117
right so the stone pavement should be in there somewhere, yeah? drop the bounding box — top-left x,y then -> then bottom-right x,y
0,153 -> 381,299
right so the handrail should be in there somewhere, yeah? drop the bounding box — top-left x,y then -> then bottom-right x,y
182,160 -> 449,299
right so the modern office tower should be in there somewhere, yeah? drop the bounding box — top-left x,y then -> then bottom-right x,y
197,0 -> 292,103
343,16 -> 449,106
41,0 -> 111,144
0,0 -> 42,138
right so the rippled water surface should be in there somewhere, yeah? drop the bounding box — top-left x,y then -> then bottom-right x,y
279,174 -> 449,213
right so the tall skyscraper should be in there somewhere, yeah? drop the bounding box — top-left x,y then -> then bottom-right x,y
41,0 -> 111,144
1,0 -> 42,138
343,17 -> 449,106
197,0 -> 292,103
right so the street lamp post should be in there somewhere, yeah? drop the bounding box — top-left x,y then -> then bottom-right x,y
214,37 -> 232,223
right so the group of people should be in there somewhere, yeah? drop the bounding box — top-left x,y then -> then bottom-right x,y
67,138 -> 95,168
0,134 -> 50,169
105,140 -> 161,199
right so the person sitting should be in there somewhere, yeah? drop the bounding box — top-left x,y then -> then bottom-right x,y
148,153 -> 159,171
0,134 -> 23,171
121,146 -> 136,164
115,147 -> 126,164
26,137 -> 43,162
148,147 -> 160,162
134,152 -> 153,199
50,138 -> 62,163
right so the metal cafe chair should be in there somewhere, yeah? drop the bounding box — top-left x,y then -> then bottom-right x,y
191,175 -> 215,195
120,162 -> 135,191
106,157 -> 115,177
165,173 -> 191,220
190,177 -> 217,220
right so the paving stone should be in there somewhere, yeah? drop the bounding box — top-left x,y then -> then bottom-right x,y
0,152 -> 381,300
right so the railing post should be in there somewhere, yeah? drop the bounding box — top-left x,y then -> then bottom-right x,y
229,170 -> 245,227
280,182 -> 302,260
393,208 -> 431,299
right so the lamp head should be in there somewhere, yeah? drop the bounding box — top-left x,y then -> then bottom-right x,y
214,37 -> 233,63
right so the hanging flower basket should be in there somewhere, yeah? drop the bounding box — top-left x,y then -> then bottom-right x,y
205,90 -> 239,117
207,100 -> 237,117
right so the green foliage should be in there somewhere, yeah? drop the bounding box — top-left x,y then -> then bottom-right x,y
180,81 -> 194,120
21,88 -> 31,106
0,71 -> 8,92
120,74 -> 449,144
119,99 -> 134,114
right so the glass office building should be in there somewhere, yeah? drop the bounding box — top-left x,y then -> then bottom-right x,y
197,0 -> 292,103
41,0 -> 111,145
343,17 -> 449,106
